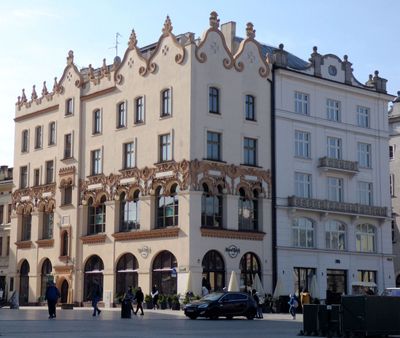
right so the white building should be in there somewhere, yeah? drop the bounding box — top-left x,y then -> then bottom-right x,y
273,45 -> 395,302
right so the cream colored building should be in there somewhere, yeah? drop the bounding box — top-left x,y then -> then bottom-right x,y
9,12 -> 273,305
0,165 -> 12,300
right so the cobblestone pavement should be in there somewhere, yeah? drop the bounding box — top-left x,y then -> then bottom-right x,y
0,307 -> 303,337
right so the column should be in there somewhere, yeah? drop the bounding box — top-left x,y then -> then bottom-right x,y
226,194 -> 239,230
139,195 -> 152,231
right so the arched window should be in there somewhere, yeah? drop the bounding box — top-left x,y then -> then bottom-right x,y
116,253 -> 139,298
84,255 -> 104,301
88,196 -> 106,235
356,224 -> 376,252
19,260 -> 30,305
61,230 -> 69,257
156,185 -> 179,228
152,251 -> 177,295
120,191 -> 140,232
40,259 -> 52,298
201,183 -> 223,228
238,188 -> 258,231
209,87 -> 219,114
293,218 -> 314,248
239,252 -> 261,291
325,220 -> 346,250
202,250 -> 225,291
21,213 -> 32,241
161,89 -> 171,117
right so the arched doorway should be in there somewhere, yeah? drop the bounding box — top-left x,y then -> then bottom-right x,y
202,250 -> 225,291
239,252 -> 261,291
60,280 -> 69,303
116,253 -> 138,298
40,258 -> 52,298
84,255 -> 104,301
19,260 -> 30,305
152,251 -> 177,294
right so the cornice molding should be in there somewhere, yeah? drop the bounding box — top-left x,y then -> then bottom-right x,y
200,227 -> 265,241
112,227 -> 180,241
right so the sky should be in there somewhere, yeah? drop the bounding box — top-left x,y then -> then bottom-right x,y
1,0 -> 399,167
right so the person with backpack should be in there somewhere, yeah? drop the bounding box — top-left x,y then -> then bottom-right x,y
45,281 -> 60,319
288,293 -> 298,319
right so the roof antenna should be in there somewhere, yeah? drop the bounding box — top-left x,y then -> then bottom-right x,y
109,32 -> 122,57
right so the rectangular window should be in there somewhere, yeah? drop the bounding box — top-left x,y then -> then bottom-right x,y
65,98 -> 73,115
7,205 -> 11,224
64,133 -> 72,158
244,137 -> 257,165
135,96 -> 144,123
245,95 -> 255,120
161,89 -> 171,117
21,130 -> 29,152
358,142 -> 372,168
390,145 -> 394,159
6,236 -> 9,256
117,102 -> 126,128
327,99 -> 341,122
45,160 -> 54,184
48,122 -> 56,145
295,172 -> 312,198
91,149 -> 102,175
327,136 -> 342,159
123,142 -> 135,169
33,168 -> 40,186
35,126 -> 42,149
295,130 -> 311,158
357,270 -> 376,283
294,91 -> 309,115
0,206 -> 3,225
93,109 -> 102,134
159,134 -> 171,162
20,166 -> 28,189
390,174 -> 396,197
357,106 -> 370,128
207,131 -> 222,161
21,214 -> 31,241
327,177 -> 343,202
42,212 -> 54,239
209,87 -> 220,114
358,181 -> 373,205
63,186 -> 72,205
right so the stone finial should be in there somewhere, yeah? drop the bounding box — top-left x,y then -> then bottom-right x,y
341,55 -> 353,85
279,43 -> 284,50
394,91 -> 400,103
128,29 -> 137,49
17,96 -> 21,105
246,22 -> 255,39
309,46 -> 323,78
371,70 -> 387,93
53,77 -> 60,93
88,64 -> 95,79
273,43 -> 288,68
209,11 -> 220,29
67,50 -> 74,65
41,81 -> 48,96
162,15 -> 173,35
343,55 -> 348,62
21,88 -> 27,102
31,85 -> 38,100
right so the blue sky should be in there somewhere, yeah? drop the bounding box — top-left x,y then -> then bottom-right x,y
1,0 -> 399,167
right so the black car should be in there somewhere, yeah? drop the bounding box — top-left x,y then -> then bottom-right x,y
184,292 -> 257,320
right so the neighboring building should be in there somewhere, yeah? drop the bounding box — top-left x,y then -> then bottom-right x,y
273,45 -> 395,302
9,12 -> 273,305
0,165 -> 13,300
389,93 -> 400,286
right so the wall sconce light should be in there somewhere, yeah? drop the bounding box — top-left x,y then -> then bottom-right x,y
282,270 -> 285,275
197,258 -> 200,264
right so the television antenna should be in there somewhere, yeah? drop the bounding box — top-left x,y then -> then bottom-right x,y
109,32 -> 122,57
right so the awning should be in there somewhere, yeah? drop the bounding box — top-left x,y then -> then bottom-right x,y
153,268 -> 173,272
351,281 -> 377,288
117,269 -> 139,273
85,270 -> 104,274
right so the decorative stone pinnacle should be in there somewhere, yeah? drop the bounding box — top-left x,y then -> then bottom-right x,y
42,81 -> 48,96
103,58 -> 107,67
374,70 -> 379,76
162,15 -> 173,35
128,29 -> 137,49
67,50 -> 74,65
246,22 -> 255,38
209,11 -> 219,29
31,85 -> 38,100
369,74 -> 373,80
21,88 -> 27,102
53,77 -> 58,91
279,43 -> 284,50
313,46 -> 318,52
343,55 -> 348,61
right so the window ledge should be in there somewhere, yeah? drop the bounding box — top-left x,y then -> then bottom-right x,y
134,121 -> 145,126
59,203 -> 74,209
154,160 -> 176,166
159,114 -> 172,120
240,163 -> 261,168
80,234 -> 107,244
15,240 -> 33,249
112,227 -> 179,241
116,126 -> 127,131
202,158 -> 227,164
36,239 -> 54,248
200,227 -> 265,241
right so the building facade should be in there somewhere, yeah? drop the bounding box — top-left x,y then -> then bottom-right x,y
273,46 -> 395,302
0,165 -> 12,300
9,13 -> 273,305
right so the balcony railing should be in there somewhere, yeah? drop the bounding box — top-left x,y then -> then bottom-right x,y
318,157 -> 359,174
288,196 -> 387,218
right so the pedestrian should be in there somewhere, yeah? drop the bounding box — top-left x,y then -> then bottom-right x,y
45,281 -> 60,319
125,286 -> 135,313
288,293 -> 298,319
134,286 -> 144,315
300,288 -> 311,309
91,280 -> 102,317
252,289 -> 263,319
151,285 -> 159,310
201,286 -> 209,297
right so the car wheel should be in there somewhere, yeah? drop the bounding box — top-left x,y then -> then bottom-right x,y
209,315 -> 219,320
188,314 -> 197,320
226,315 -> 233,320
246,312 -> 255,320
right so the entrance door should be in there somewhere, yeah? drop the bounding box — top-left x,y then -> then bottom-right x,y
61,280 -> 69,303
19,260 -> 30,305
326,269 -> 347,304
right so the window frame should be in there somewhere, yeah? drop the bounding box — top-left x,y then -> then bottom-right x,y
355,223 -> 376,253
358,142 -> 372,168
123,142 -> 135,169
207,131 -> 222,161
21,129 -> 29,153
243,137 -> 257,166
20,166 -> 28,189
327,176 -> 344,202
292,218 -> 314,248
294,91 -> 309,115
325,220 -> 346,250
327,99 -> 341,122
209,86 -> 220,114
357,105 -> 370,128
91,149 -> 102,175
161,89 -> 172,117
116,101 -> 127,129
93,109 -> 102,134
294,172 -> 312,198
245,94 -> 256,121
34,125 -> 43,149
327,136 -> 342,160
65,98 -> 74,116
135,96 -> 145,124
48,122 -> 56,146
357,181 -> 373,206
45,160 -> 54,184
159,134 -> 172,162
294,130 -> 311,158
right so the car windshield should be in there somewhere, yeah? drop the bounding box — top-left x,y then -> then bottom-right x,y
201,292 -> 224,301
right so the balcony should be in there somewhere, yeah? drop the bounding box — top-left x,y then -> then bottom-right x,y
288,196 -> 388,218
318,157 -> 359,174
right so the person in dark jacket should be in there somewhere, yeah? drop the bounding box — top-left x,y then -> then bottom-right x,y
45,281 -> 60,319
252,289 -> 263,319
151,285 -> 159,310
134,286 -> 144,315
91,280 -> 102,317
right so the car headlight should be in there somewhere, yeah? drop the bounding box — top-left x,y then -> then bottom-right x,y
198,304 -> 209,309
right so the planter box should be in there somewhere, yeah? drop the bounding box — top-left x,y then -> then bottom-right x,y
160,302 -> 167,310
144,301 -> 153,309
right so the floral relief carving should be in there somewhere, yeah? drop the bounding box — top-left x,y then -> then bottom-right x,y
12,183 -> 56,212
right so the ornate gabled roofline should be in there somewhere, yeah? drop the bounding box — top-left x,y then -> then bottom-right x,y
232,22 -> 270,78
58,50 -> 84,88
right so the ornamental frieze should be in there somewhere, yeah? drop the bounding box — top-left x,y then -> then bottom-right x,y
12,183 -> 56,212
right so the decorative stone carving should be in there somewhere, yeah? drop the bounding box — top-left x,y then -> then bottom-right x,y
162,16 -> 173,35
201,227 -> 265,241
31,85 -> 38,100
272,43 -> 288,68
128,29 -> 137,50
246,22 -> 255,39
209,11 -> 220,29
59,166 -> 76,188
341,55 -> 353,85
309,46 -> 323,78
12,183 -> 56,212
41,81 -> 48,96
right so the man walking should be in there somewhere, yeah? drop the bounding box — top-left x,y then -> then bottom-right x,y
91,280 -> 102,317
134,286 -> 144,315
45,281 -> 60,319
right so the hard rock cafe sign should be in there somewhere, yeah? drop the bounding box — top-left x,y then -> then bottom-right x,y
138,245 -> 151,258
225,245 -> 240,258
